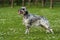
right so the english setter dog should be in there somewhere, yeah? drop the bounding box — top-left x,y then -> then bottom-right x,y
18,7 -> 54,34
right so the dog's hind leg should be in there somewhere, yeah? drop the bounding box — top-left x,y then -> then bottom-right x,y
41,24 -> 54,34
46,27 -> 54,34
40,18 -> 54,34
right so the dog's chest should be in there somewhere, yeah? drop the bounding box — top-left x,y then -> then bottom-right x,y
23,14 -> 34,24
23,18 -> 29,24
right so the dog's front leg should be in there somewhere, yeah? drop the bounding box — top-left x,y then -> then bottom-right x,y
25,26 -> 30,34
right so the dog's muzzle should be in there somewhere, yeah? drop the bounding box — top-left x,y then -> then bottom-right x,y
18,10 -> 23,15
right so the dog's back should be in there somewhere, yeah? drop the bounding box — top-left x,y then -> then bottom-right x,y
23,13 -> 49,27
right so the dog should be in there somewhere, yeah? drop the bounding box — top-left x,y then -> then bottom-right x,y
18,7 -> 54,34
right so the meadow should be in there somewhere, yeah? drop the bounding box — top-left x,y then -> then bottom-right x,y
0,6 -> 60,40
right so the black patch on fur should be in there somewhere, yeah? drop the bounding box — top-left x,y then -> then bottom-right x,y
24,11 -> 28,16
22,9 -> 25,10
24,11 -> 30,19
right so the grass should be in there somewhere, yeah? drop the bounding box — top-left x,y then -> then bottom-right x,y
0,6 -> 60,40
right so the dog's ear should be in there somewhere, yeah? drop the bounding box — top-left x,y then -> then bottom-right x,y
25,11 -> 28,14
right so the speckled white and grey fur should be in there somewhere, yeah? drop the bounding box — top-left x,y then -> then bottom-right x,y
18,7 -> 54,34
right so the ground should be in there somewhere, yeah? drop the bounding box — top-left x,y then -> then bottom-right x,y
0,6 -> 60,40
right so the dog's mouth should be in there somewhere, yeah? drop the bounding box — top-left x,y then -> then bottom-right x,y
18,10 -> 24,15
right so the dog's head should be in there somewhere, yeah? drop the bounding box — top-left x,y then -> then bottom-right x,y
18,7 -> 27,15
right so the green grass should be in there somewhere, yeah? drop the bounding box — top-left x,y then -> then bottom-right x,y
0,6 -> 60,40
